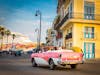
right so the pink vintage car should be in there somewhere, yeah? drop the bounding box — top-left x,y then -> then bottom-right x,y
31,49 -> 84,70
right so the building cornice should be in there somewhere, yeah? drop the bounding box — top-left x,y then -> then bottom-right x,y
60,19 -> 100,30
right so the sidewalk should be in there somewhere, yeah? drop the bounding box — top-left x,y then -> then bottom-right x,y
84,59 -> 100,64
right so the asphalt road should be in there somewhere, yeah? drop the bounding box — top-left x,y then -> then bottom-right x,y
0,54 -> 100,75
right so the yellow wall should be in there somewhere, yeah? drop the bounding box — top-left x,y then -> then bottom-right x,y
59,0 -> 100,58
62,27 -> 66,47
62,21 -> 100,58
73,0 -> 100,20
95,0 -> 100,20
73,23 -> 100,58
94,24 -> 100,58
73,0 -> 84,19
73,23 -> 83,48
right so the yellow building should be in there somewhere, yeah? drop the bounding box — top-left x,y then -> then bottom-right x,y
54,0 -> 100,59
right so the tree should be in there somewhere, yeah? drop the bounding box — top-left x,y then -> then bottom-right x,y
0,26 -> 5,50
12,34 -> 16,49
12,34 -> 16,40
5,29 -> 11,49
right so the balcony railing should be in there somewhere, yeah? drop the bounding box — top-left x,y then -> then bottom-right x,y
65,33 -> 72,40
55,12 -> 100,30
56,32 -> 62,39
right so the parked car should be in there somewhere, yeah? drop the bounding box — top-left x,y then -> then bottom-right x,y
31,49 -> 84,70
0,50 -> 9,55
0,51 -> 2,55
27,48 -> 41,55
27,50 -> 33,54
2,50 -> 9,54
15,50 -> 22,56
10,50 -> 23,56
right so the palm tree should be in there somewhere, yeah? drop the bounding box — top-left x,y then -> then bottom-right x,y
12,34 -> 16,40
12,34 -> 16,49
5,29 -> 11,50
0,26 -> 5,50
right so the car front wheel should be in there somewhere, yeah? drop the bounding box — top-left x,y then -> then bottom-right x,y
32,58 -> 37,67
49,60 -> 56,70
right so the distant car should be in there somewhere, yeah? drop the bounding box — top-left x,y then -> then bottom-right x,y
2,50 -> 9,54
15,50 -> 22,56
27,50 -> 33,54
0,51 -> 2,55
10,50 -> 23,56
31,49 -> 84,70
27,48 -> 40,54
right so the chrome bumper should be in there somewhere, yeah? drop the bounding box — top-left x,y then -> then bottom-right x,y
58,60 -> 84,65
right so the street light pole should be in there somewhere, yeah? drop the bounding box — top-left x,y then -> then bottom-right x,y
35,10 -> 42,51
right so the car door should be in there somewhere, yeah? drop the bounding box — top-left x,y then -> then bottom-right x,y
35,52 -> 49,66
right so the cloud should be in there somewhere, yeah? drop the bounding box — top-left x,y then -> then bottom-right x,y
22,32 -> 35,42
42,15 -> 55,19
0,0 -> 57,43
4,19 -> 52,43
33,20 -> 52,26
2,6 -> 54,43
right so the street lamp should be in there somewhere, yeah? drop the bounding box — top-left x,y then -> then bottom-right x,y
35,10 -> 42,51
35,28 -> 39,50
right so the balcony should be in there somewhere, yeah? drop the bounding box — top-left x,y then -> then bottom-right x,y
56,32 -> 62,39
65,33 -> 72,40
55,12 -> 71,30
54,12 -> 100,30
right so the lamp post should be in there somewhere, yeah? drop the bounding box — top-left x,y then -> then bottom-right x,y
35,10 -> 42,51
35,28 -> 39,50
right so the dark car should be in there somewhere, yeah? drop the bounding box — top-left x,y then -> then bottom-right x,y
11,50 -> 23,56
27,48 -> 39,54
2,50 -> 9,54
15,50 -> 22,56
27,50 -> 33,54
0,51 -> 2,55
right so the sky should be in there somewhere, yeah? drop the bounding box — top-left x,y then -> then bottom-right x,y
0,0 -> 57,43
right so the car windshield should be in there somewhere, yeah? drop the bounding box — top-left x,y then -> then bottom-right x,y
46,49 -> 73,53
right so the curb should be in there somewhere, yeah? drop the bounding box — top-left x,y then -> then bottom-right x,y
84,59 -> 100,64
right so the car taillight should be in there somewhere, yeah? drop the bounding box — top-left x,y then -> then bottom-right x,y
80,53 -> 84,57
78,53 -> 84,60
